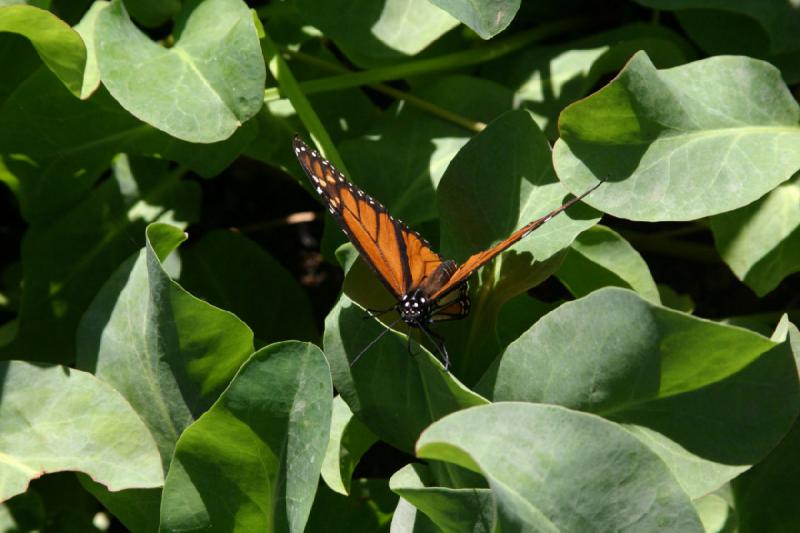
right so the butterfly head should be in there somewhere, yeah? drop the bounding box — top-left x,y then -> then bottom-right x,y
399,290 -> 433,326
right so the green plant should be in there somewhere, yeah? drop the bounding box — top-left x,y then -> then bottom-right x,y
1,0 -> 799,531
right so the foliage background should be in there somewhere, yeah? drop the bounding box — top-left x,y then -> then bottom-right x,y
0,0 -> 799,531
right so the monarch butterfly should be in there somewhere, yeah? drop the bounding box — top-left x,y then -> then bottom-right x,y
293,136 -> 602,369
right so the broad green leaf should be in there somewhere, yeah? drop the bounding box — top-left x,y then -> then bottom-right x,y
732,321 -> 800,532
390,464 -> 494,533
306,479 -> 396,533
635,0 -> 800,54
482,23 -> 692,139
556,224 -> 660,302
160,341 -> 332,533
339,76 -> 513,227
1,155 -> 199,363
0,361 -> 163,502
417,403 -> 703,532
428,0 -> 519,39
554,52 -> 800,221
0,4 -> 86,96
711,175 -> 800,296
321,396 -> 378,496
0,66 -> 255,222
95,0 -> 264,142
439,109 -> 600,264
179,230 -> 317,346
436,110 -> 599,381
323,293 -> 488,452
294,0 -> 458,67
478,288 -> 798,497
76,223 -> 254,466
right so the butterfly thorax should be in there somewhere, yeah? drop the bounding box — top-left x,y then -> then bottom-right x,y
398,290 -> 433,326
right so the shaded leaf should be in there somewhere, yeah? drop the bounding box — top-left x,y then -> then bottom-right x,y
635,0 -> 800,54
0,66 -> 254,222
160,341 -> 332,533
554,52 -> 800,221
1,155 -> 199,363
306,479 -> 396,533
95,0 -> 264,142
711,174 -> 800,296
0,361 -> 162,502
179,230 -> 317,345
417,403 -> 703,532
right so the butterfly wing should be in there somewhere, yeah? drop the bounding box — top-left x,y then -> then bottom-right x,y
428,181 -> 603,301
431,283 -> 470,321
293,136 -> 444,298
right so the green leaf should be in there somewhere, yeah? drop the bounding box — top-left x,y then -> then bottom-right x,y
481,23 -> 693,139
390,464 -> 494,533
732,321 -> 800,532
294,0 -> 458,67
323,293 -> 487,452
556,224 -> 660,302
306,479 -> 396,533
179,230 -> 317,346
0,4 -> 86,97
160,341 -> 332,533
124,0 -> 180,28
76,222 -> 254,466
1,156 -> 199,363
95,0 -> 264,142
439,109 -> 600,264
416,403 -> 703,532
321,396 -> 378,496
0,361 -> 163,502
554,52 -> 800,221
477,288 -> 798,497
711,174 -> 800,296
428,0 -> 519,39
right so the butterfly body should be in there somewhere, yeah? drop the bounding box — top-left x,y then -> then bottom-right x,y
293,135 -> 600,369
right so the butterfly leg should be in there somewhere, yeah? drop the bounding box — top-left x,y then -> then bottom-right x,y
363,305 -> 396,320
419,324 -> 450,370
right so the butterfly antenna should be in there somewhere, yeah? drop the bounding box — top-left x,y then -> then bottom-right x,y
419,324 -> 450,370
350,316 -> 404,368
541,178 -> 605,224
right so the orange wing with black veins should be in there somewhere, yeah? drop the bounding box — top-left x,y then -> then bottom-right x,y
293,136 -> 443,298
